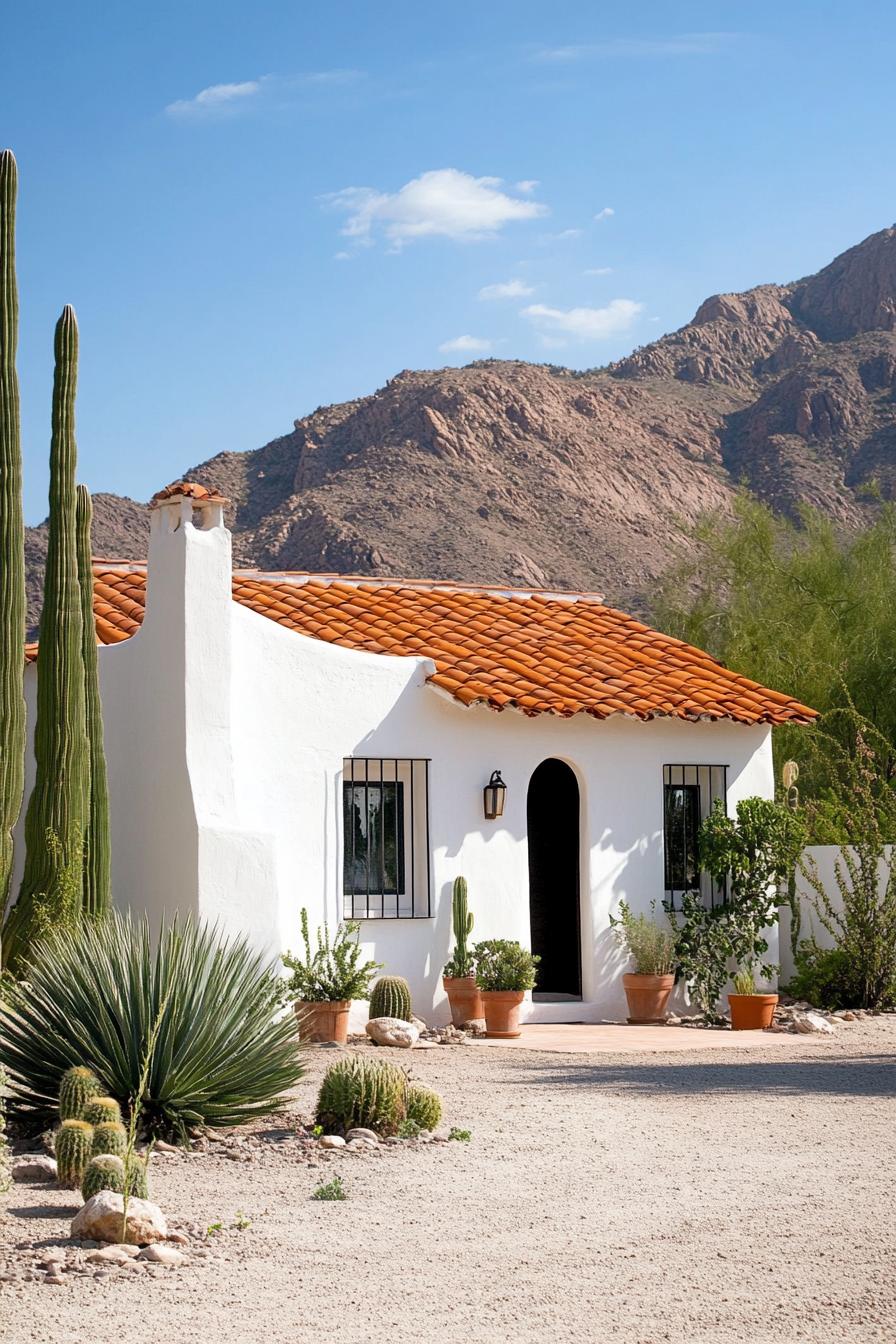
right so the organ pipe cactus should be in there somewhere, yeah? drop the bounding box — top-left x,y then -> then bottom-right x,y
0,150 -> 26,953
76,485 -> 110,917
55,1118 -> 94,1187
443,876 -> 474,978
11,307 -> 90,966
59,1064 -> 101,1121
369,975 -> 412,1022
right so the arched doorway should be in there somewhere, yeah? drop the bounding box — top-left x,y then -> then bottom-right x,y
527,758 -> 582,999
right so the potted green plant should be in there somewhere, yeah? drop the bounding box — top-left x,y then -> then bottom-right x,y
472,939 -> 539,1038
673,796 -> 806,1026
728,965 -> 779,1030
282,909 -> 382,1044
442,876 -> 484,1026
610,900 -> 677,1023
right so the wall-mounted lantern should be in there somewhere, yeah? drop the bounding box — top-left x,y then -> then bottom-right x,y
483,770 -> 507,820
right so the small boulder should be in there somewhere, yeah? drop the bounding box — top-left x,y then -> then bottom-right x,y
345,1128 -> 379,1144
12,1155 -> 58,1183
71,1192 -> 168,1246
365,1017 -> 420,1049
793,1011 -> 835,1035
318,1134 -> 345,1149
138,1245 -> 184,1266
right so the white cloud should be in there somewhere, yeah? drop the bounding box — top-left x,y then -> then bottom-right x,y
324,168 -> 548,251
522,299 -> 643,341
439,335 -> 495,353
516,179 -> 540,194
530,34 -> 737,62
477,279 -> 535,300
584,266 -> 614,276
165,70 -> 363,119
166,80 -> 264,118
594,207 -> 615,222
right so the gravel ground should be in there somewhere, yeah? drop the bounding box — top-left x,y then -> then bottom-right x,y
3,1019 -> 896,1344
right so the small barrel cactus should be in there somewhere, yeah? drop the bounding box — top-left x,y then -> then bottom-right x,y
82,1153 -> 150,1201
406,1084 -> 442,1132
81,1153 -> 125,1201
84,1096 -> 121,1127
369,975 -> 412,1023
92,1120 -> 127,1159
58,1065 -> 101,1121
55,1119 -> 94,1187
315,1056 -> 408,1136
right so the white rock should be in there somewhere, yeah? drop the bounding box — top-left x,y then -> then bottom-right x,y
138,1245 -> 184,1266
86,1248 -> 132,1266
70,1192 -> 168,1246
793,1011 -> 835,1035
365,1017 -> 420,1049
318,1134 -> 345,1149
344,1128 -> 379,1144
12,1155 -> 58,1183
410,1016 -> 428,1033
346,1137 -> 377,1150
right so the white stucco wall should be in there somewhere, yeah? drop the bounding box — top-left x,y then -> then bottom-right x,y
13,504 -> 778,1025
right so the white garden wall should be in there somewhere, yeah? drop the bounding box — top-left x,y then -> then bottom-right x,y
779,844 -> 893,983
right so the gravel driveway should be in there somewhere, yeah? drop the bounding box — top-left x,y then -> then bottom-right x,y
3,1019 -> 895,1344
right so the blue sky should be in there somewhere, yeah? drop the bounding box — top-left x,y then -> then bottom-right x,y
4,0 -> 896,522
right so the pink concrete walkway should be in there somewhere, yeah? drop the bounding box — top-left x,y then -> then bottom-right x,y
473,1022 -> 817,1053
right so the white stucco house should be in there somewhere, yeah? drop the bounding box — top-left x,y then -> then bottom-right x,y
17,481 -> 816,1024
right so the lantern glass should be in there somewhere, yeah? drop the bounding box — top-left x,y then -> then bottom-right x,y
483,770 -> 507,820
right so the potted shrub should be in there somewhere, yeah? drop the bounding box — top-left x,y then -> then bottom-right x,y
611,900 -> 677,1023
282,909 -> 381,1044
442,876 -> 484,1026
728,965 -> 779,1031
472,939 -> 539,1038
673,796 -> 806,1025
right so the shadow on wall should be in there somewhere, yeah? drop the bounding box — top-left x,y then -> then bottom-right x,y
510,1054 -> 896,1101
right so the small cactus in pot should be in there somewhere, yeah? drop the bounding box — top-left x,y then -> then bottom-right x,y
442,877 -> 484,1026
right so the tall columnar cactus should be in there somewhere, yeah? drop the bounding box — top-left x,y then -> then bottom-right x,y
55,1118 -> 93,1187
76,485 -> 110,917
58,1064 -> 101,1120
0,150 -> 26,949
10,307 -> 89,965
369,975 -> 412,1022
451,876 -> 474,976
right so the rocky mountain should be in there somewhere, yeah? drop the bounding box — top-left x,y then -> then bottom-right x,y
23,224 -> 896,633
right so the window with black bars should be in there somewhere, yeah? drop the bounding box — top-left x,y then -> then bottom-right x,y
342,759 -> 431,919
663,764 -> 728,910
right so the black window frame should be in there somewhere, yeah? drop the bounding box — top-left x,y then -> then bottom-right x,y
341,758 -> 431,919
662,764 -> 728,911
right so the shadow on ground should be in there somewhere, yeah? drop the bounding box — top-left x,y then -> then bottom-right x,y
511,1054 -> 896,1099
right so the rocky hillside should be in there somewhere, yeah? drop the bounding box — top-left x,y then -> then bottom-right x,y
24,224 -> 896,632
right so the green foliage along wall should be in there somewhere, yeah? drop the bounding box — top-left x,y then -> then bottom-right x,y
76,485 -> 110,917
9,307 -> 89,966
0,150 -> 26,942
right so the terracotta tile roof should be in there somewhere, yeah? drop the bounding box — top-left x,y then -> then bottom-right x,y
26,562 -> 817,725
150,480 -> 230,506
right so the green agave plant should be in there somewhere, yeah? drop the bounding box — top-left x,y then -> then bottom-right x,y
0,912 -> 304,1139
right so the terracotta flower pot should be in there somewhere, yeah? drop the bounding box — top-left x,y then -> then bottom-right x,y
296,999 -> 351,1044
480,989 -> 525,1038
622,972 -> 675,1024
443,975 -> 484,1027
728,993 -> 778,1031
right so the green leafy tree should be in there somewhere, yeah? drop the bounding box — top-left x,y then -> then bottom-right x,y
655,494 -> 896,795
